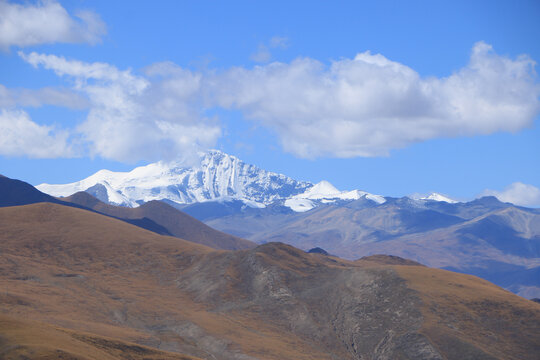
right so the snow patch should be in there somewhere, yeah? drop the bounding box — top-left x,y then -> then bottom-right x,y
419,192 -> 458,204
283,180 -> 386,212
408,192 -> 458,204
284,198 -> 315,212
300,180 -> 340,199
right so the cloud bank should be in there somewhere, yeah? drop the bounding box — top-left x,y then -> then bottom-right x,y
17,52 -> 220,162
4,42 -> 539,162
481,182 -> 540,208
217,42 -> 540,158
0,0 -> 106,50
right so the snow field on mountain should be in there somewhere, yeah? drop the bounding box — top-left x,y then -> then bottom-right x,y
38,150 -> 458,211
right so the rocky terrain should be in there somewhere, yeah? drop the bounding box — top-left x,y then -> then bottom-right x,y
194,196 -> 540,298
0,192 -> 539,359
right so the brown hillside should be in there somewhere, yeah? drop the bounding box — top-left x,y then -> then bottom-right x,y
0,314 -> 200,360
358,254 -> 425,266
1,203 -> 539,359
396,266 -> 540,359
63,191 -> 256,250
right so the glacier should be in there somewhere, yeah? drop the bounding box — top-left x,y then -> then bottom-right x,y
37,149 -> 458,212
37,150 -> 313,208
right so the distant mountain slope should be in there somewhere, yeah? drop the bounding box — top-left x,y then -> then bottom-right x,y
197,197 -> 540,298
0,175 -> 254,251
0,202 -> 538,359
0,174 -> 175,236
63,191 -> 255,250
0,174 -> 63,207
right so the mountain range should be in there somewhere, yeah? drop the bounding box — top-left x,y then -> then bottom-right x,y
37,150 -> 314,208
0,178 -> 539,359
192,194 -> 540,299
35,151 -> 540,299
0,175 -> 254,251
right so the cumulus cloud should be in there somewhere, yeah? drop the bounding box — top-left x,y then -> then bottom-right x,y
10,42 -> 539,162
0,0 -> 106,50
481,183 -> 540,208
0,109 -> 74,158
218,42 -> 540,158
18,52 -> 220,162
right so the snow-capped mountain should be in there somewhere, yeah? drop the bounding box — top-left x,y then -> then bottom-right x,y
37,150 -> 456,212
421,192 -> 458,203
37,150 -> 312,207
284,180 -> 386,212
409,192 -> 459,204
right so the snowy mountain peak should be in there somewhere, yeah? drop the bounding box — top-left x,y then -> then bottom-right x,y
294,180 -> 385,203
37,150 -> 312,207
284,180 -> 386,212
36,150 -> 435,212
411,192 -> 459,204
422,192 -> 458,203
300,180 -> 340,199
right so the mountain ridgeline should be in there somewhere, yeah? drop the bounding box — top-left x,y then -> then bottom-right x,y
62,191 -> 255,251
36,150 -> 313,207
0,183 -> 539,359
0,175 -> 254,251
193,194 -> 540,298
33,150 -> 540,299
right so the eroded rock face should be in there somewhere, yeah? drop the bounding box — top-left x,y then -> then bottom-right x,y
176,244 -> 443,359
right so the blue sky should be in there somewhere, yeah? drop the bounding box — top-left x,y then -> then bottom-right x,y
1,0 -> 539,205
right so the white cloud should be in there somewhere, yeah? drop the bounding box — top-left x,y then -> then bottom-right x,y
0,0 -> 106,50
18,53 -> 220,162
0,109 -> 74,158
19,51 -> 145,90
0,84 -> 88,109
216,42 -> 540,158
481,182 -> 540,207
11,42 -> 540,162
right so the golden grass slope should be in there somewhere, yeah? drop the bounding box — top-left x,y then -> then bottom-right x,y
0,202 -> 539,359
0,203 -> 334,359
397,266 -> 540,359
62,191 -> 256,250
0,314 -> 200,360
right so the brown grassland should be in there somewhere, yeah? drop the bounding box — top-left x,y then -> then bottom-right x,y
0,202 -> 539,359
